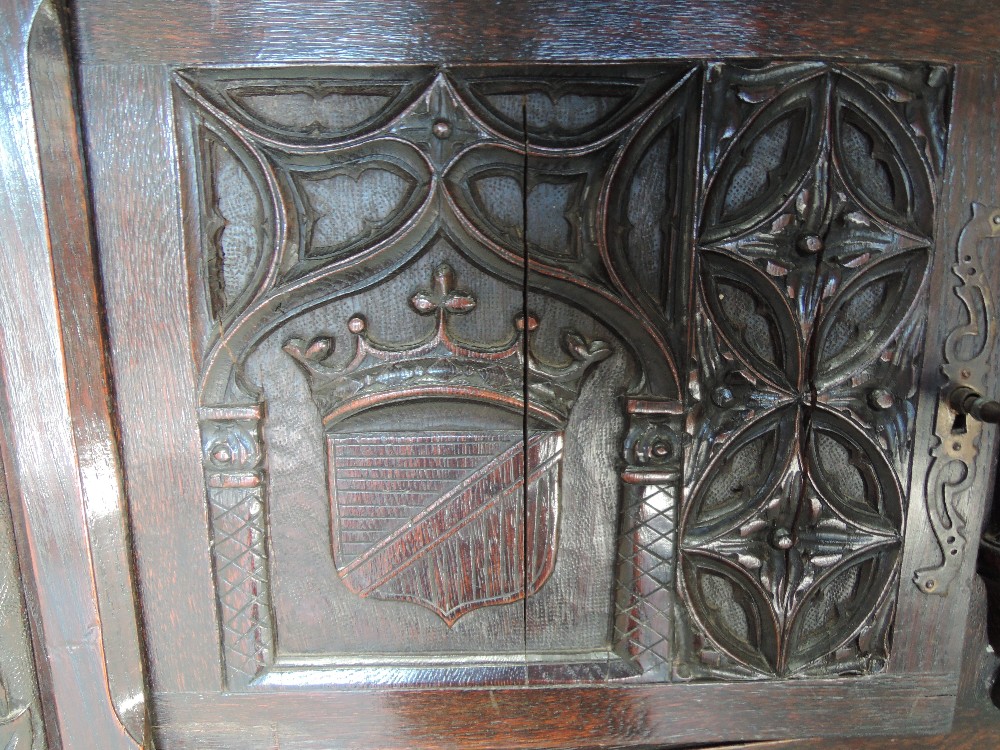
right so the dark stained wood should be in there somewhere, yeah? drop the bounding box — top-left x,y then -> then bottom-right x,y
153,674 -> 955,749
710,577 -> 1000,750
79,62 -> 223,694
73,43 -> 993,750
678,61 -> 937,680
73,0 -> 1000,66
27,1 -> 151,742
0,0 -> 145,746
5,0 -> 1000,747
894,64 -> 1000,677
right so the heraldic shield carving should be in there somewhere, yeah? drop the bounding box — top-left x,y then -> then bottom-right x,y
286,263 -> 611,625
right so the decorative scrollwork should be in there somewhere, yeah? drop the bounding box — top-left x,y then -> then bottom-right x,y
284,263 -> 612,428
175,61 -> 951,685
915,203 -> 1000,596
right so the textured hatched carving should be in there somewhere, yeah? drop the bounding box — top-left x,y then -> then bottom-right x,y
679,407 -> 900,677
177,61 -> 949,686
178,64 -> 660,685
614,399 -> 684,677
329,431 -> 561,625
287,264 -> 605,624
292,157 -> 424,261
679,63 -> 947,679
199,405 -> 273,687
178,63 -> 690,406
451,66 -> 689,149
178,68 -> 435,145
915,203 -> 1000,595
194,124 -> 273,322
276,141 -> 432,277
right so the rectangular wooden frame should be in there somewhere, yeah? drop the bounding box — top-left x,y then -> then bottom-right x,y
2,1 -> 1000,747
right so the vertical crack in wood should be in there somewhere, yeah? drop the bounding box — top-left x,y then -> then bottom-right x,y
520,93 -> 530,683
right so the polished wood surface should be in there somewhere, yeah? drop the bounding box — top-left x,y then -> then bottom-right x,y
0,1 -> 146,746
3,1 -> 1000,747
73,1 -> 1000,65
723,578 -> 1000,750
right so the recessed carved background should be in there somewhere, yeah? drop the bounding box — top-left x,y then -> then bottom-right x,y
679,63 -> 947,679
175,61 -> 950,687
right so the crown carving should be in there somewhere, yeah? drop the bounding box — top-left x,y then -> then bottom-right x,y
284,263 -> 612,427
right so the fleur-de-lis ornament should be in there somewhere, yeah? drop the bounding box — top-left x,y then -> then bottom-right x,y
409,263 -> 477,317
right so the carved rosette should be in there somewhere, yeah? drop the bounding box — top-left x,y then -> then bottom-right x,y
678,63 -> 947,678
176,61 -> 950,685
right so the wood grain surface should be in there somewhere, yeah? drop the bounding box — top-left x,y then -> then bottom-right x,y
0,446 -> 45,749
1,0 -> 999,748
0,0 -> 146,746
79,63 -> 223,694
153,674 -> 955,749
74,0 -> 1000,66
713,576 -> 1000,750
893,64 -> 1000,677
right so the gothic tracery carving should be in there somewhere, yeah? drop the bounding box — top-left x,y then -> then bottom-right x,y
175,61 -> 950,686
678,63 -> 946,678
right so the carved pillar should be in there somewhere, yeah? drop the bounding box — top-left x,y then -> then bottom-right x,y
613,398 -> 684,677
199,405 -> 273,687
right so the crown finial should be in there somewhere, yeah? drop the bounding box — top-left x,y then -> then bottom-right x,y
284,263 -> 611,427
409,263 -> 476,317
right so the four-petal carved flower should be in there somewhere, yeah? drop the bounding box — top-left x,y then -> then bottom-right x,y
681,68 -> 931,677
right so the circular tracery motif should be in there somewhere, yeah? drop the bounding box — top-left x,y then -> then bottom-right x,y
682,66 -> 935,677
680,406 -> 901,676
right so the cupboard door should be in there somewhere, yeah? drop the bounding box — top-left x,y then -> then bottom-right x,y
9,1 -> 1000,747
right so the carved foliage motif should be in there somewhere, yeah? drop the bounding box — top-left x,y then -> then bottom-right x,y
178,63 -> 694,685
176,61 -> 950,686
679,64 -> 947,678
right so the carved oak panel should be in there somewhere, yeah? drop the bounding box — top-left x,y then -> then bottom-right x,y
173,61 -> 950,689
678,63 -> 948,679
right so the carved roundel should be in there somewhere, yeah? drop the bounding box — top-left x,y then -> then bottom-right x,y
174,61 -> 950,686
681,63 -> 945,679
680,405 -> 902,676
